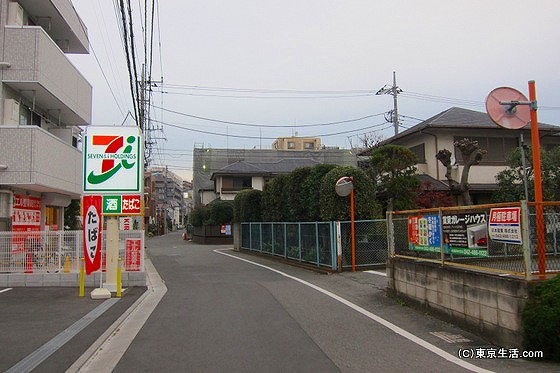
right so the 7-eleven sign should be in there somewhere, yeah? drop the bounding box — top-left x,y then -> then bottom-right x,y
83,126 -> 143,193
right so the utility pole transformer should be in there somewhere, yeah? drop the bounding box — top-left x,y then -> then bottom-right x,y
376,71 -> 403,136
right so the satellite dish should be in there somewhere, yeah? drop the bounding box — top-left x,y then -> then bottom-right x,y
485,87 -> 531,130
335,176 -> 353,197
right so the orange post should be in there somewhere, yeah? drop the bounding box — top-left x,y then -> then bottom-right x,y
350,188 -> 356,272
528,80 -> 546,275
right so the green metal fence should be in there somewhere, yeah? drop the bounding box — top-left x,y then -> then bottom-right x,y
241,222 -> 337,270
339,220 -> 388,270
240,220 -> 389,271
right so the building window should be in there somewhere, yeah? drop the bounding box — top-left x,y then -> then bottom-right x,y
409,143 -> 426,163
20,105 -> 42,127
221,176 -> 252,191
453,136 -> 517,164
287,141 -> 296,149
304,142 -> 315,150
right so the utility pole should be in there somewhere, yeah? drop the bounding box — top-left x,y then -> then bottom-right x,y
376,71 -> 403,136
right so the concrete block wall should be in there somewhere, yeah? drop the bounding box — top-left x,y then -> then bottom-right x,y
387,257 -> 530,348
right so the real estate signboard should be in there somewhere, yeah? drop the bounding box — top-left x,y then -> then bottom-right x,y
442,212 -> 488,257
408,215 -> 441,252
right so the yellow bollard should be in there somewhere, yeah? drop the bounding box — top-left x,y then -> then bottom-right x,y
116,258 -> 122,298
63,255 -> 71,273
79,258 -> 85,297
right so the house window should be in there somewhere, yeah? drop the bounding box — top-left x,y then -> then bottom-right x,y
453,136 -> 517,164
304,142 -> 315,150
221,176 -> 252,191
409,143 -> 426,163
287,141 -> 296,149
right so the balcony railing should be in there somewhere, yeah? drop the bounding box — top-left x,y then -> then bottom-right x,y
0,126 -> 82,196
2,26 -> 92,125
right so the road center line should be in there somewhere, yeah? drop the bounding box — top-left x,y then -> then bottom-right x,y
214,249 -> 493,373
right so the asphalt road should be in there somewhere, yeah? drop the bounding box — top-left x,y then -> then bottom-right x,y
109,232 -> 557,373
3,231 -> 556,372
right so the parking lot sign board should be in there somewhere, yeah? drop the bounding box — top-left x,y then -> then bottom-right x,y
488,207 -> 522,245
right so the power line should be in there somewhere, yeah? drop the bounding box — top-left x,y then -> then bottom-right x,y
160,83 -> 372,95
401,91 -> 483,107
150,104 -> 385,128
152,118 -> 392,139
150,90 -> 373,100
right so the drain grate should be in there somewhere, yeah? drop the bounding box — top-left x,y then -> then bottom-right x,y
430,331 -> 472,343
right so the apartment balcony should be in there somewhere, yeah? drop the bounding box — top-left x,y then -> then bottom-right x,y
0,126 -> 82,198
15,0 -> 89,53
2,26 -> 92,125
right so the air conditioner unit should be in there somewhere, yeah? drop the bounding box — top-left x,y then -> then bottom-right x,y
7,2 -> 24,26
3,99 -> 20,125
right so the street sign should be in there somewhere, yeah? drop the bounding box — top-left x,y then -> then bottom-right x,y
102,195 -> 142,216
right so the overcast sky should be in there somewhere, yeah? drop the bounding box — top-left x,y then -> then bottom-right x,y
70,0 -> 560,181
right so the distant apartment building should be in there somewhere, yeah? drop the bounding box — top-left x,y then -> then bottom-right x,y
0,0 -> 92,233
144,167 -> 187,232
272,136 -> 321,151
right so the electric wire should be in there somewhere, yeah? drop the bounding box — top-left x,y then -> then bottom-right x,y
150,104 -> 385,128
152,118 -> 392,139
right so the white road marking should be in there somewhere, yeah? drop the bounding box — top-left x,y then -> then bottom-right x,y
7,298 -> 119,373
67,258 -> 167,373
0,287 -> 13,294
364,270 -> 386,276
214,249 -> 493,373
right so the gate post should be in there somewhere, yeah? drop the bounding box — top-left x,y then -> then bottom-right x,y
335,221 -> 342,271
386,211 -> 395,257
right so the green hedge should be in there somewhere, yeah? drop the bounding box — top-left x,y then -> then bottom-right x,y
319,166 -> 381,221
522,275 -> 560,361
234,189 -> 262,222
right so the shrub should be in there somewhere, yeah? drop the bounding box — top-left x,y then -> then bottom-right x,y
319,166 -> 381,221
205,199 -> 233,225
300,164 -> 337,221
521,275 -> 560,361
234,189 -> 262,222
261,174 -> 289,222
191,200 -> 233,227
190,206 -> 208,227
287,167 -> 312,221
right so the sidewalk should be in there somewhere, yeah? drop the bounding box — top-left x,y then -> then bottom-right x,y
0,282 -> 146,372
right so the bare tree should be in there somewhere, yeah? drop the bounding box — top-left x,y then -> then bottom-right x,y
435,138 -> 486,205
349,132 -> 385,153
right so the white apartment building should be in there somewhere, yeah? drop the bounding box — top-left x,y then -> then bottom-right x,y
0,0 -> 92,232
